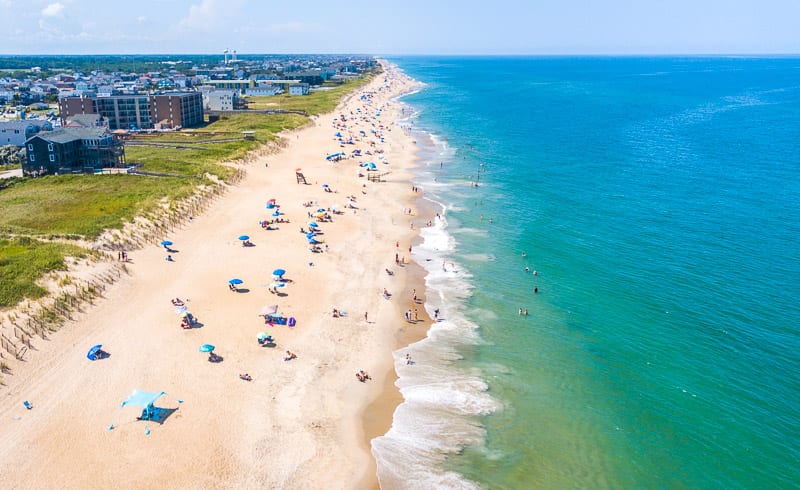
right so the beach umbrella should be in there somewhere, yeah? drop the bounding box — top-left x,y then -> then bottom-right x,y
257,332 -> 269,341
199,344 -> 215,353
334,132 -> 342,137
272,211 -> 280,217
314,212 -> 325,218
306,232 -> 317,238
272,268 -> 286,277
160,240 -> 173,246
238,235 -> 250,241
228,278 -> 244,285
322,184 -> 329,188
87,344 -> 103,361
266,202 -> 275,209
175,305 -> 187,314
308,222 -> 319,228
317,208 -> 326,213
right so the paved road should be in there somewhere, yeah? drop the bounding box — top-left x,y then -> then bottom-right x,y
0,168 -> 22,179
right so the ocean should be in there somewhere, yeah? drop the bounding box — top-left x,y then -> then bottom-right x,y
371,57 -> 800,489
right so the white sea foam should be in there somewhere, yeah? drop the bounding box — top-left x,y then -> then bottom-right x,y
372,140 -> 500,488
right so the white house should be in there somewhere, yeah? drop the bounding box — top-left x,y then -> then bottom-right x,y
288,83 -> 310,96
0,120 -> 52,147
246,85 -> 280,97
206,89 -> 238,111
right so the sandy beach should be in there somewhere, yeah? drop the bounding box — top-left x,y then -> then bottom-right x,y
0,63 -> 429,489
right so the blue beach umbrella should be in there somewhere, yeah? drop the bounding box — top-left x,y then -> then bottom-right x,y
87,344 -> 103,361
160,240 -> 173,246
199,344 -> 215,353
238,235 -> 250,241
228,278 -> 244,285
306,232 -> 317,239
272,211 -> 280,217
308,222 -> 319,228
272,269 -> 286,277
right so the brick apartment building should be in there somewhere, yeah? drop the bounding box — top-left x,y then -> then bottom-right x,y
58,92 -> 203,130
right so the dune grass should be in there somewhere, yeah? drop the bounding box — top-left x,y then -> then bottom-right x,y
0,237 -> 91,308
0,73 -> 373,307
0,174 -> 196,237
245,78 -> 373,114
125,112 -> 307,176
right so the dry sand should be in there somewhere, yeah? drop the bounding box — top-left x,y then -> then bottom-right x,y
0,64 -> 430,489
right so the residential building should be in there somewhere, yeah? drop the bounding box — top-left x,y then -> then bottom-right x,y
22,128 -> 125,175
0,120 -> 52,147
288,83 -> 310,96
206,90 -> 237,111
95,95 -> 152,130
151,92 -> 204,129
245,86 -> 280,97
58,92 -> 203,130
64,114 -> 107,128
23,127 -> 125,176
204,79 -> 255,93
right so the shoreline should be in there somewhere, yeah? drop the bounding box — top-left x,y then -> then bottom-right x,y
0,62 -> 433,488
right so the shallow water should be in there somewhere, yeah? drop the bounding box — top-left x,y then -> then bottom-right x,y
373,56 -> 800,489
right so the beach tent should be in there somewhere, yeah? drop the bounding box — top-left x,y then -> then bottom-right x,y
121,390 -> 165,410
109,389 -> 168,434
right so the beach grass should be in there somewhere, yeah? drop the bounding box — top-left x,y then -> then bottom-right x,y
0,236 -> 91,308
125,112 -> 306,177
0,74 -> 372,309
245,78 -> 373,114
0,174 -> 196,237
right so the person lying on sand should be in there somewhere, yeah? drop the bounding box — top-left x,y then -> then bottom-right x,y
385,269 -> 394,276
171,298 -> 185,306
284,351 -> 297,361
239,373 -> 253,381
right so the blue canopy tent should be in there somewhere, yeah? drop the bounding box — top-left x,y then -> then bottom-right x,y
109,389 -> 168,434
121,390 -> 165,411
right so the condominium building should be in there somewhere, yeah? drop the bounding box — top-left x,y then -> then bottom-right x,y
58,92 -> 204,130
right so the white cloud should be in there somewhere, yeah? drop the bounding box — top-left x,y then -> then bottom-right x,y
175,0 -> 244,32
41,2 -> 65,17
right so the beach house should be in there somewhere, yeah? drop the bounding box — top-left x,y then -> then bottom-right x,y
0,120 -> 52,147
23,127 -> 125,176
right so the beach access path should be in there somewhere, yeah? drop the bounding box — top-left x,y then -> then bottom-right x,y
0,65 -> 428,489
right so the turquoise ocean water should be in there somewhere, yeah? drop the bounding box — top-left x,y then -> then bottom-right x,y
371,57 -> 800,489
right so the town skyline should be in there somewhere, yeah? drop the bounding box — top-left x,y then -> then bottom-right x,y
1,0 -> 798,56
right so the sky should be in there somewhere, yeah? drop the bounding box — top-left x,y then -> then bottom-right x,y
0,0 -> 798,55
